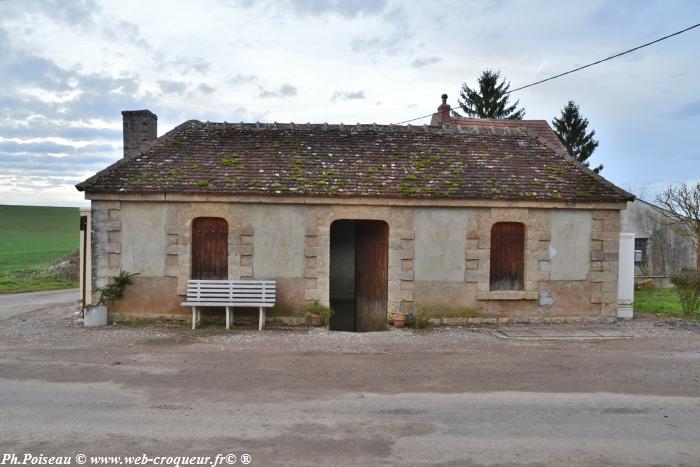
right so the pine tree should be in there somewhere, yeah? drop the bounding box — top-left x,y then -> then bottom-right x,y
552,101 -> 602,173
457,70 -> 525,120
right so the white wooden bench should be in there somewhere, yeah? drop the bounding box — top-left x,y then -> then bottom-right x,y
181,280 -> 276,330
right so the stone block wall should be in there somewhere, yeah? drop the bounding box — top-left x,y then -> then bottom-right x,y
91,200 -> 122,291
590,209 -> 621,316
91,199 -> 621,322
301,205 -> 414,314
410,207 -> 618,319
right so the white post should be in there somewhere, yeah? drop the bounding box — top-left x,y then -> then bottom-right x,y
259,307 -> 264,331
226,306 -> 230,330
618,233 -> 635,319
79,207 -> 92,306
192,306 -> 197,329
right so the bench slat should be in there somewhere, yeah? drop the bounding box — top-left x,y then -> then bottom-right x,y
185,300 -> 276,304
187,290 -> 273,294
184,280 -> 276,332
185,297 -> 276,302
182,302 -> 275,307
187,281 -> 275,285
188,292 -> 276,297
188,280 -> 275,284
188,291 -> 273,296
187,284 -> 275,290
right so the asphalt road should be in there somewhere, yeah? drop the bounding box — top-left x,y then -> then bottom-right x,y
0,288 -> 79,320
0,305 -> 698,466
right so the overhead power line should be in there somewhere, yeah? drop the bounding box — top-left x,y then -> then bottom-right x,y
507,22 -> 700,93
395,112 -> 435,125
394,109 -> 467,124
394,22 -> 700,124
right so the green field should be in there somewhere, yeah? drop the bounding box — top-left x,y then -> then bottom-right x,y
0,205 -> 80,293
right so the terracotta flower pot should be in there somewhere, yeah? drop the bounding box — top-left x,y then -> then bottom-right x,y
393,313 -> 407,328
309,314 -> 325,326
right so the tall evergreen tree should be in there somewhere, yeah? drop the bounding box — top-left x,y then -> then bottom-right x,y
458,70 -> 525,120
552,101 -> 602,173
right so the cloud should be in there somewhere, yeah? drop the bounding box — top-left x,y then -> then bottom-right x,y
279,84 -> 298,97
0,0 -> 698,207
351,36 -> 381,53
2,0 -> 150,51
1,0 -> 99,27
258,89 -> 277,98
350,7 -> 412,56
158,80 -> 188,95
0,29 -> 147,122
1,153 -> 115,177
101,20 -> 151,49
411,56 -> 441,68
0,147 -> 119,204
156,56 -> 210,75
258,84 -> 298,98
673,99 -> 700,119
286,0 -> 387,18
198,84 -> 215,94
235,0 -> 388,18
331,90 -> 366,101
229,74 -> 258,85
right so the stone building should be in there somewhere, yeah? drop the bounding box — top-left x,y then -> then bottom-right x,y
621,199 -> 697,287
76,97 -> 632,329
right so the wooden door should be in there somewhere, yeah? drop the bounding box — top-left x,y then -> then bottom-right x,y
355,221 -> 388,331
191,217 -> 228,280
490,222 -> 525,290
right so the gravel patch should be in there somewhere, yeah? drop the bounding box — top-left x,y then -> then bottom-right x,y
1,304 -> 697,355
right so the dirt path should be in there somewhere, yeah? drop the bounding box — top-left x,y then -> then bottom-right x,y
0,288 -> 79,321
0,306 -> 698,466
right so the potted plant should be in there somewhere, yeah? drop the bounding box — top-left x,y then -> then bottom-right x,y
392,312 -> 407,328
304,301 -> 333,327
84,271 -> 138,327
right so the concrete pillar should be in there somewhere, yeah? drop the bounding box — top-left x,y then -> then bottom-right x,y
79,207 -> 93,306
618,233 -> 634,318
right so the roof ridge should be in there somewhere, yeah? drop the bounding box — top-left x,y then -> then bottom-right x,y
448,116 -> 551,125
190,120 -> 536,136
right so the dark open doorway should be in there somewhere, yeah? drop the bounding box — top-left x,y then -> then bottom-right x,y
329,219 -> 388,332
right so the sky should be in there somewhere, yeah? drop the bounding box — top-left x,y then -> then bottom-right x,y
0,0 -> 698,207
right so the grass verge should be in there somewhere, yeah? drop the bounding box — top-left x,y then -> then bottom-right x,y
634,288 -> 698,319
0,268 -> 78,294
0,205 -> 79,294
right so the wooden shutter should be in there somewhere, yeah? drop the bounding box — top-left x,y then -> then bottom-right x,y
490,222 -> 525,291
191,217 -> 229,280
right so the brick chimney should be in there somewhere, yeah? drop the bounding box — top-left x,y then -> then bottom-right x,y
122,109 -> 157,157
436,93 -> 451,123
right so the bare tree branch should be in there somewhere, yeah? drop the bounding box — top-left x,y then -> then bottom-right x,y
626,181 -> 651,202
654,182 -> 700,269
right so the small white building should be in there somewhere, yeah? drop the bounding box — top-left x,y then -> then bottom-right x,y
621,199 -> 697,287
76,97 -> 633,329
